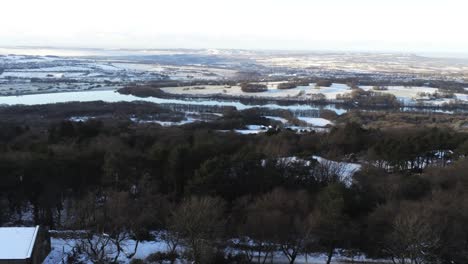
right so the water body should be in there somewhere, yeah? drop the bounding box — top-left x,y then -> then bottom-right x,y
0,90 -> 464,117
0,90 -> 347,115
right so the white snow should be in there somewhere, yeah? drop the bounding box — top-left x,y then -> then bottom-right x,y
161,83 -> 353,100
311,83 -> 352,99
44,232 -> 389,264
45,231 -> 170,263
19,66 -> 93,72
285,126 -> 330,133
312,155 -> 362,184
455,93 -> 468,101
130,117 -> 202,126
43,236 -> 168,264
358,85 -> 468,105
274,156 -> 362,185
0,226 -> 39,259
297,117 -> 332,127
263,116 -> 288,124
218,125 -> 270,135
234,130 -> 264,134
237,125 -> 270,134
69,116 -> 93,122
246,125 -> 268,130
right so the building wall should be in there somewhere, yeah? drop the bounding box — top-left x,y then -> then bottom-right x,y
30,226 -> 51,264
0,260 -> 29,264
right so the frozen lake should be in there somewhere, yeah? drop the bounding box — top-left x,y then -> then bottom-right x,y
0,90 -> 464,117
0,90 -> 348,115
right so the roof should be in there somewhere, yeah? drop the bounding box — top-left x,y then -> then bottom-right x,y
0,226 -> 39,260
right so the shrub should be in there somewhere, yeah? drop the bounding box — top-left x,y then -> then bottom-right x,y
240,83 -> 268,93
277,80 -> 311,90
315,80 -> 333,87
130,259 -> 145,264
320,109 -> 339,120
277,82 -> 298,90
310,93 -> 326,101
338,88 -> 400,108
372,85 -> 388,91
146,252 -> 178,264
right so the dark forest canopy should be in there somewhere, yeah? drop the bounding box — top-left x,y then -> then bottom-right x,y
0,102 -> 468,263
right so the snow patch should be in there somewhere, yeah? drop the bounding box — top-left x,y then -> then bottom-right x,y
297,117 -> 332,127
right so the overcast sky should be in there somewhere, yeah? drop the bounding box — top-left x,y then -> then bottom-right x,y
1,0 -> 467,54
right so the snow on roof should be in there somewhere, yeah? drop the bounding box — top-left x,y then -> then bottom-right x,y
0,226 -> 39,259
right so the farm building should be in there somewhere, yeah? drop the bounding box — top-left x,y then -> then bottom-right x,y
0,226 -> 50,264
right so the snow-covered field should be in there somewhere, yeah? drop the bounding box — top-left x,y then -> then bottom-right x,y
161,83 -> 353,100
0,82 -> 120,95
1,48 -> 467,108
360,85 -> 468,105
0,53 -> 236,95
360,85 -> 437,98
297,117 -> 333,127
255,52 -> 468,80
161,83 -> 468,107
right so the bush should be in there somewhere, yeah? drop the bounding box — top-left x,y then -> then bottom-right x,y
240,83 -> 268,93
130,259 -> 145,264
146,252 -> 178,264
372,85 -> 388,91
315,80 -> 333,87
118,86 -> 167,98
277,82 -> 298,90
338,88 -> 400,108
320,109 -> 339,120
310,93 -> 326,101
277,80 -> 311,90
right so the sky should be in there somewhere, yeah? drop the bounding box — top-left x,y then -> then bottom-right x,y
1,0 -> 467,54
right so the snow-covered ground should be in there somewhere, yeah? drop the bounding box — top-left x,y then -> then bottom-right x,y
161,83 -> 468,106
44,233 -> 389,264
264,116 -> 289,124
285,126 -> 330,133
360,85 -> 437,98
130,117 -> 203,126
297,117 -> 333,127
312,156 -> 362,185
455,93 -> 468,101
275,156 -> 362,186
2,49 -> 466,111
0,53 -> 236,96
360,85 -> 468,106
161,83 -> 353,100
218,125 -> 271,135
44,236 -> 167,264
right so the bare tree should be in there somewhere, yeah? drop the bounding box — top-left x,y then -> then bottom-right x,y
309,184 -> 352,264
169,196 -> 226,264
75,232 -> 115,264
238,189 -> 314,264
68,190 -> 152,263
385,203 -> 440,264
313,158 -> 350,185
